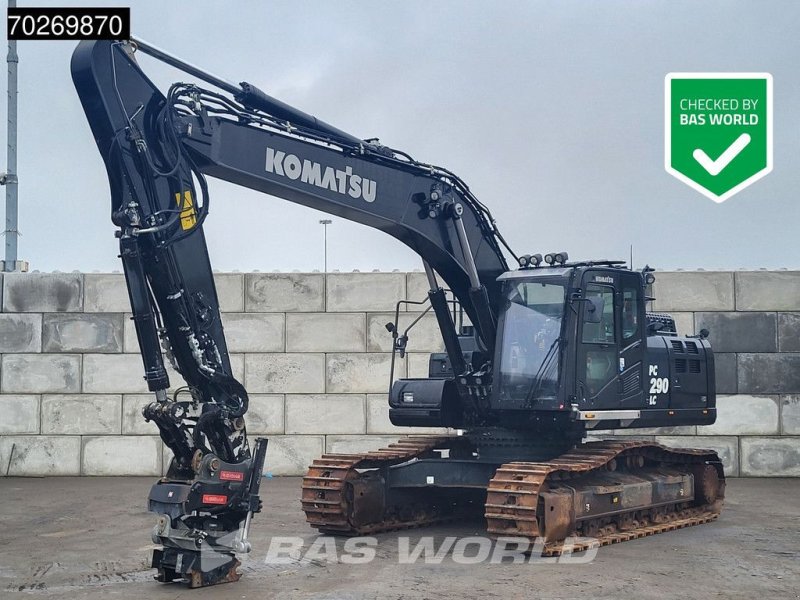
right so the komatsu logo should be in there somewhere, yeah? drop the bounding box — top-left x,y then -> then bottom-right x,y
266,148 -> 376,203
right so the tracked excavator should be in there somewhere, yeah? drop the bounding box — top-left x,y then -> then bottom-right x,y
71,38 -> 725,588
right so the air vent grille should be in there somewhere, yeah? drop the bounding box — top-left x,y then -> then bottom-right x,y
686,341 -> 699,354
689,360 -> 701,373
675,358 -> 687,373
622,369 -> 641,395
671,340 -> 684,352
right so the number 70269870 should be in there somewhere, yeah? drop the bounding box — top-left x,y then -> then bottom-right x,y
7,7 -> 130,41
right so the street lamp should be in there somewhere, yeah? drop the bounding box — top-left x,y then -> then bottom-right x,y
319,219 -> 332,272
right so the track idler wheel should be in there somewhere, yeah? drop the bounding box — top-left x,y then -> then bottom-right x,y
694,464 -> 723,505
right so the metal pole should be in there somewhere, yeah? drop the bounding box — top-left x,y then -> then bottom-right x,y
319,219 -> 332,272
4,0 -> 19,271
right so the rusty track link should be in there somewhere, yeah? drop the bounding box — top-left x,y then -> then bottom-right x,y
485,440 -> 725,554
302,435 -> 468,534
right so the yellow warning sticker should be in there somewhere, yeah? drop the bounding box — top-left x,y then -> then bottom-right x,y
175,190 -> 197,230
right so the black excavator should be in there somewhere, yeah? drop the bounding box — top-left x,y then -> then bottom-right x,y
71,38 -> 725,588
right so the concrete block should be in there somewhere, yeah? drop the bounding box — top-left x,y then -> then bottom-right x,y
285,395 -> 365,434
777,313 -> 800,352
736,271 -> 800,311
260,435 -> 324,476
82,354 -> 147,393
406,353 -> 431,379
326,353 -> 399,394
325,435 -> 403,455
0,435 -> 81,476
83,352 -> 243,393
326,273 -> 405,312
701,395 -> 779,435
122,314 -> 137,353
83,274 -> 129,312
405,270 -> 447,308
245,353 -> 325,393
162,445 -> 175,476
286,313 -> 366,352
220,313 -> 284,352
2,273 -> 82,312
0,314 -> 42,352
406,272 -> 431,304
108,273 -> 242,314
366,394 -> 448,434
714,353 -> 737,394
652,272 -> 734,312
122,394 -> 160,435
227,354 -> 246,383
82,436 -> 161,476
654,435 -> 739,476
367,313 -> 443,353
670,312 -> 695,336
2,354 -> 81,394
246,395 -> 285,434
214,273 -> 244,312
694,312 -> 776,353
0,395 -> 40,434
780,395 -> 800,435
738,353 -> 800,394
42,394 -> 121,435
740,437 -> 800,477
42,313 -> 123,353
245,273 -> 324,312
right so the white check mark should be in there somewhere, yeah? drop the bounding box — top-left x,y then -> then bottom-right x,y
692,133 -> 751,176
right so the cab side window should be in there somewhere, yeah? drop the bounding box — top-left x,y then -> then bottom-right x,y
582,284 -> 615,397
622,286 -> 639,341
582,285 -> 615,344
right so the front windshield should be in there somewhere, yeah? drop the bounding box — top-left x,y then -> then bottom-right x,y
497,280 -> 566,405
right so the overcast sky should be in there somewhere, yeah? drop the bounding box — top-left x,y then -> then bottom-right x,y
2,0 -> 799,273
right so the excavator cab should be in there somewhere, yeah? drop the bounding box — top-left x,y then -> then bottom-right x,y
494,263 -> 717,431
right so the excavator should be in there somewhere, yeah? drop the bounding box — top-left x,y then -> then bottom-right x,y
71,37 -> 725,588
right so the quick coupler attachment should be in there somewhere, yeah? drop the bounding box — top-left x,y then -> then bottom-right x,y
149,437 -> 269,587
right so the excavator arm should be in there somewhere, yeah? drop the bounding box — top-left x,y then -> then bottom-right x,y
70,38 -> 514,586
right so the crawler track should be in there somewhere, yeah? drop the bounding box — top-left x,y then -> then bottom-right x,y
302,435 -> 471,534
302,437 -> 725,549
485,440 -> 725,554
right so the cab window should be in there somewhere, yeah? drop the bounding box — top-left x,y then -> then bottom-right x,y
582,284 -> 615,397
622,286 -> 639,341
582,284 -> 615,344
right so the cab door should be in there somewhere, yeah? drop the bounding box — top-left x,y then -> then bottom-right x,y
576,278 -> 619,410
617,271 -> 646,408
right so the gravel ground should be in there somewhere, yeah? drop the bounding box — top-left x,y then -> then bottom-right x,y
0,476 -> 798,599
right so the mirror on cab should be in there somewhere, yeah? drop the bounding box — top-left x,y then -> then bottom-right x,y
584,296 -> 604,323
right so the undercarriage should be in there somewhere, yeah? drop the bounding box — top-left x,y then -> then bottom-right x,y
302,434 -> 725,553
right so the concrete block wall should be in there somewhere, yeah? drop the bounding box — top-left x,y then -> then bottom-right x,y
0,270 -> 798,477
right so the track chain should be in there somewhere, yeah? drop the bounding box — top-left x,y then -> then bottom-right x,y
302,435 -> 468,534
302,437 -> 726,550
485,440 -> 725,554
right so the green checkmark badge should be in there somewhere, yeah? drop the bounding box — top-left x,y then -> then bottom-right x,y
665,73 -> 772,203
